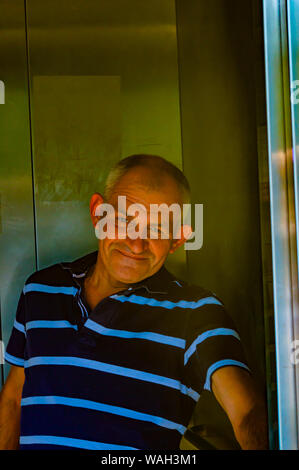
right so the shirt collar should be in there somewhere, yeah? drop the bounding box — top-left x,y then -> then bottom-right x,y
60,250 -> 178,295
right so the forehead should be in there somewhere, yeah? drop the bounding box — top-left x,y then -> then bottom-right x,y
108,166 -> 182,207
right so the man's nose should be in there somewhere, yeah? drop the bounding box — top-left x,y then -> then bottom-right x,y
125,235 -> 148,254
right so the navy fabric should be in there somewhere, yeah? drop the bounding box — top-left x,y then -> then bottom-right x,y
5,250 -> 250,450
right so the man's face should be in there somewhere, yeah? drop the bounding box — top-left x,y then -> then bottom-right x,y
93,166 -> 184,286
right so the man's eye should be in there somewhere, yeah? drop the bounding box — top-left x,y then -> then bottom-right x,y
150,226 -> 161,234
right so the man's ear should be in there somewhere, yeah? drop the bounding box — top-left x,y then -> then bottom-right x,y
169,224 -> 193,254
89,192 -> 104,227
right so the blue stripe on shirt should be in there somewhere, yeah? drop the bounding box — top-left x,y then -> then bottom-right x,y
5,351 -> 24,366
19,435 -> 138,450
21,395 -> 187,435
23,283 -> 78,296
110,294 -> 222,310
14,319 -> 26,335
84,319 -> 185,349
204,359 -> 251,391
26,320 -> 78,331
184,328 -> 241,365
24,356 -> 199,401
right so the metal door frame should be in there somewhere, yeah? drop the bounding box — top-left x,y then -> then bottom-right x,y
263,0 -> 299,449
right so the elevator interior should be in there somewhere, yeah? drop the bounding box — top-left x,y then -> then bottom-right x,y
1,0 -> 296,450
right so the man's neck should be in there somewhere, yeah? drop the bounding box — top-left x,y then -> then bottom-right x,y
84,256 -> 130,300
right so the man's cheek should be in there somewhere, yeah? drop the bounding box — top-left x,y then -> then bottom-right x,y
150,242 -> 169,259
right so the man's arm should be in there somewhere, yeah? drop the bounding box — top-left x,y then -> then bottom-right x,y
211,366 -> 268,450
0,365 -> 25,449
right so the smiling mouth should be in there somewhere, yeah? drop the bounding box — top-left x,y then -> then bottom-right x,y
116,249 -> 148,261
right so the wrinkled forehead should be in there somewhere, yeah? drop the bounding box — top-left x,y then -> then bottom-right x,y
108,167 -> 184,208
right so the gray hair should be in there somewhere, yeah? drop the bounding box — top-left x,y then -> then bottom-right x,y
104,154 -> 191,203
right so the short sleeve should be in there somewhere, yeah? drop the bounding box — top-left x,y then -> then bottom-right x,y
183,296 -> 251,396
5,289 -> 27,367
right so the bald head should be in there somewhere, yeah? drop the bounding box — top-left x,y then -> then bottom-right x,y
104,154 -> 191,205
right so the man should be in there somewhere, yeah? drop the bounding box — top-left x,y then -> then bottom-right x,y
0,154 -> 268,450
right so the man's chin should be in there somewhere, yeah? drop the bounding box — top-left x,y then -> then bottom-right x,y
110,264 -> 149,286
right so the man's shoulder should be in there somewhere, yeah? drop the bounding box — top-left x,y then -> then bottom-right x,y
162,269 -> 223,305
25,251 -> 97,286
164,276 -> 235,336
24,262 -> 71,288
23,251 -> 94,288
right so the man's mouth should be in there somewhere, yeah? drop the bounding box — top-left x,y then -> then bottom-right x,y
115,249 -> 148,261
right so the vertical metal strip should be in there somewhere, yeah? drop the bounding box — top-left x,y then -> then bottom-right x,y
287,0 -> 299,283
24,0 -> 38,272
286,0 -> 299,439
174,0 -> 190,277
263,0 -> 298,449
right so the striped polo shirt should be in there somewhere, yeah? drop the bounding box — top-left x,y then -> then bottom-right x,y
5,250 -> 250,450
